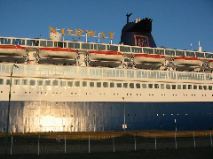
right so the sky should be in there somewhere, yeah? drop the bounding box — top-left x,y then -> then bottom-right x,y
0,0 -> 213,52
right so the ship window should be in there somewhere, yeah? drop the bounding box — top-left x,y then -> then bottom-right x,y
166,84 -> 171,89
67,81 -> 73,87
195,52 -> 204,58
188,85 -> 192,89
186,51 -> 195,57
82,43 -> 93,50
160,84 -> 164,89
45,80 -> 51,86
199,85 -> 202,90
193,85 -> 197,90
176,50 -> 185,57
132,47 -> 142,53
123,83 -> 128,88
97,82 -> 101,88
110,82 -> 114,88
53,80 -> 58,86
75,81 -> 80,87
154,84 -> 159,89
203,85 -> 207,90
0,79 -> 3,85
177,85 -> 181,89
103,82 -> 108,88
0,38 -> 11,44
82,81 -> 87,87
37,80 -> 43,86
136,83 -> 140,88
107,45 -> 118,51
148,84 -> 153,89
129,83 -> 134,88
165,50 -> 175,56
154,49 -> 164,55
6,79 -> 11,85
94,44 -> 106,50
205,53 -> 213,59
117,83 -> 122,88
47,41 -> 53,47
142,84 -> 147,88
40,41 -> 46,47
143,48 -> 154,54
14,79 -> 20,85
22,79 -> 28,85
183,85 -> 186,89
27,40 -> 38,46
30,80 -> 35,86
68,42 -> 80,49
209,86 -> 212,90
120,46 -> 130,52
12,39 -> 25,45
60,81 -> 66,87
89,82 -> 94,87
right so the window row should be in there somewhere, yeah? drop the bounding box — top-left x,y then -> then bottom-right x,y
0,78 -> 212,91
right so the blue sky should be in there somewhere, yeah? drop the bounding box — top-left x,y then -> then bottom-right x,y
0,0 -> 213,51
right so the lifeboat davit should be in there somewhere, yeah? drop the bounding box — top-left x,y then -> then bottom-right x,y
174,57 -> 203,67
88,50 -> 123,62
134,53 -> 165,69
0,45 -> 26,56
39,47 -> 78,59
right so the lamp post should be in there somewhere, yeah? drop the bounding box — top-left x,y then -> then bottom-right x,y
6,64 -> 19,133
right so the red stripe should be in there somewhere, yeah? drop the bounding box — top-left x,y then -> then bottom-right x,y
0,45 -> 25,49
134,53 -> 164,58
175,56 -> 199,61
89,50 -> 123,55
40,47 -> 76,52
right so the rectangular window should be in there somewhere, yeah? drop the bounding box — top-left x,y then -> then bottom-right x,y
160,84 -> 164,89
188,85 -> 192,89
22,79 -> 28,85
208,86 -> 212,90
67,81 -> 73,87
183,85 -> 186,89
148,84 -> 153,89
129,83 -> 134,88
82,81 -> 87,87
103,82 -> 108,88
107,45 -> 118,51
14,79 -> 20,85
172,85 -> 176,89
154,84 -> 159,89
47,41 -> 53,47
40,41 -> 46,47
53,80 -> 58,86
45,80 -> 51,86
75,81 -> 80,87
60,81 -> 66,87
37,80 -> 43,86
120,46 -> 130,52
142,84 -> 147,88
94,44 -> 106,50
68,42 -> 80,49
90,82 -> 94,87
193,85 -> 197,90
110,82 -> 114,88
30,80 -> 35,86
136,83 -> 140,89
97,82 -> 101,87
177,85 -> 181,89
166,84 -> 171,89
123,83 -> 128,88
199,85 -> 202,90
6,79 -> 11,85
0,79 -> 3,85
203,85 -> 207,90
117,83 -> 122,88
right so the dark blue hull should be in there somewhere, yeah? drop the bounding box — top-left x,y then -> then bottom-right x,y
0,101 -> 213,132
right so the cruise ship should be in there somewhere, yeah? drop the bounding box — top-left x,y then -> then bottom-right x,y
0,15 -> 213,133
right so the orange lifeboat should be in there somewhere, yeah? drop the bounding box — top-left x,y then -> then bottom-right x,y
0,44 -> 26,56
39,47 -> 78,59
174,56 -> 203,67
88,50 -> 123,62
134,53 -> 165,67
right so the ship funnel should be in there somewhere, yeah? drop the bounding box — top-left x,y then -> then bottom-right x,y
120,15 -> 156,47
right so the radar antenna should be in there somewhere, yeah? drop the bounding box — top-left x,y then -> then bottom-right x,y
126,13 -> 132,24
